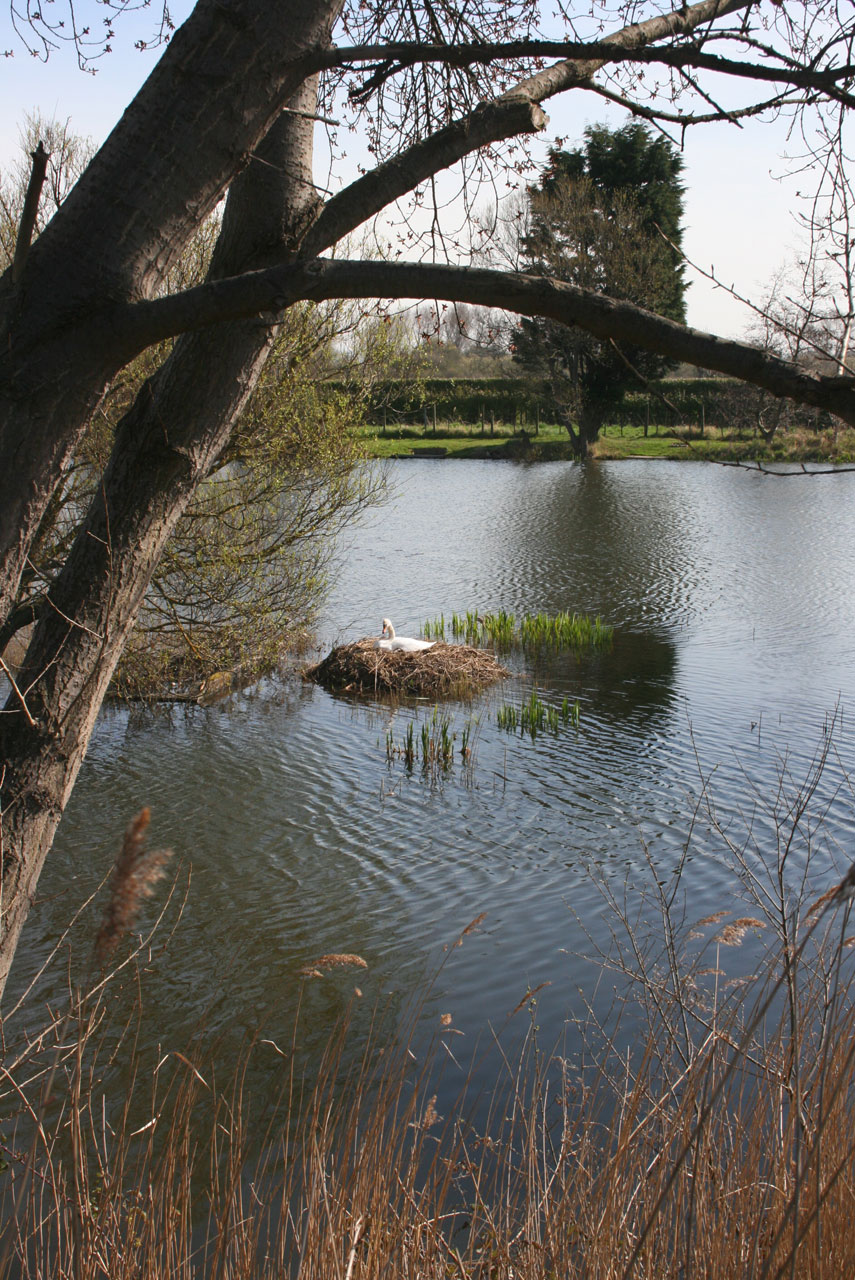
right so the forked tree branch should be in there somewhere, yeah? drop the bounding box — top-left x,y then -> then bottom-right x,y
303,0 -> 755,258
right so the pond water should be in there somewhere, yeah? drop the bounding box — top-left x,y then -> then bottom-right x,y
9,459 -> 855,1117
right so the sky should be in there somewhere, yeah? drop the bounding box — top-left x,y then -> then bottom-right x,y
0,2 -> 808,340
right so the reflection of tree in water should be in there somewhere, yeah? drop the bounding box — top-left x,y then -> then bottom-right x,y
495,462 -> 702,634
530,628 -> 678,730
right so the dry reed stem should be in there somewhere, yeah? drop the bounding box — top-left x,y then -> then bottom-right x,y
305,638 -> 508,698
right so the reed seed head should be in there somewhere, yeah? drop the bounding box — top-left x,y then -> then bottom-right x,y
714,917 -> 765,946
94,807 -> 173,967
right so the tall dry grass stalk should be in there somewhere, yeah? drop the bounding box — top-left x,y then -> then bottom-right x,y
2,740 -> 855,1277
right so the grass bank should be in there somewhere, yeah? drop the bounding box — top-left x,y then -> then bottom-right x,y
357,421 -> 855,464
358,420 -> 576,460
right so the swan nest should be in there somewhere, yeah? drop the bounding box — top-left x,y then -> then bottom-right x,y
305,637 -> 509,698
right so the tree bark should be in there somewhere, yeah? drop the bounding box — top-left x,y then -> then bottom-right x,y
119,259 -> 855,426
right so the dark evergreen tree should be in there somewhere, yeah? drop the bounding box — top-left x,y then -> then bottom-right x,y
513,122 -> 686,455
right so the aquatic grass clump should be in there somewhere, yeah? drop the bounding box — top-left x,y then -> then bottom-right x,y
519,609 -> 612,651
452,610 -> 483,643
497,690 -> 580,737
386,707 -> 478,772
481,609 -> 516,648
425,608 -> 613,653
424,611 -> 517,646
385,719 -> 417,767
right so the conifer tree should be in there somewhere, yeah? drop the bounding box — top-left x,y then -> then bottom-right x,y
513,123 -> 686,455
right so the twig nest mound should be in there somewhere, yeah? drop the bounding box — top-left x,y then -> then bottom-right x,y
306,637 -> 508,698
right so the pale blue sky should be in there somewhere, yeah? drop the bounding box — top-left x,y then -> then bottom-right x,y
0,3 -> 803,339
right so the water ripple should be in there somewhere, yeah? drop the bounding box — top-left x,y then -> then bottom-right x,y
11,460 -> 855,1116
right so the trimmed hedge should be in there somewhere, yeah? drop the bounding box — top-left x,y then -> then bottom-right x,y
326,376 -> 835,433
360,378 -> 550,426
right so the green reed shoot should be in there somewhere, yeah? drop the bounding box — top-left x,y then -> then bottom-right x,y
386,707 -> 465,776
481,610 -> 516,648
422,615 -> 446,640
496,703 -> 518,731
497,690 -> 581,738
562,696 -> 581,727
427,609 -> 612,653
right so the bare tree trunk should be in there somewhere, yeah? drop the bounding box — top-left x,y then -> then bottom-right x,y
0,77 -> 325,994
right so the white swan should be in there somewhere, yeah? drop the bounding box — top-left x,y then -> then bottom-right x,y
374,618 -> 435,653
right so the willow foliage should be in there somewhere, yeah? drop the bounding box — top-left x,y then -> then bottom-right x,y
1,121 -> 402,695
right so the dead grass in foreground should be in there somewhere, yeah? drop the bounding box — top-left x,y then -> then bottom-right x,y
3,898 -> 855,1278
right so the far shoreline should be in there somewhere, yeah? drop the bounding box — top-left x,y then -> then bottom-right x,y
358,424 -> 855,466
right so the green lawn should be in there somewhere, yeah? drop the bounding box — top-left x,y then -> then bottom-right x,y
359,421 -> 568,458
357,421 -> 855,464
595,424 -> 855,463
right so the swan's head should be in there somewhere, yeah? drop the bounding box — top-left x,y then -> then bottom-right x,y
381,618 -> 395,639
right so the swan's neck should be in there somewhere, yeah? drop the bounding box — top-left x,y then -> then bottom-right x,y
384,623 -> 396,639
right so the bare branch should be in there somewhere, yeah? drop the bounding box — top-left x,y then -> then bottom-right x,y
305,0 -> 757,257
120,257 -> 855,425
11,141 -> 48,285
583,79 -> 802,128
0,658 -> 36,728
322,37 -> 855,108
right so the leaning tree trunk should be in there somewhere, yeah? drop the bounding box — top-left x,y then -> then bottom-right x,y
0,72 -> 328,995
0,0 -> 338,630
